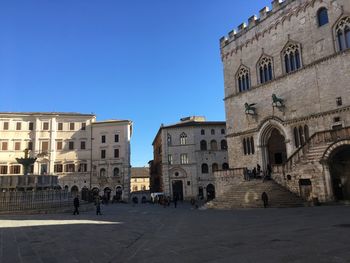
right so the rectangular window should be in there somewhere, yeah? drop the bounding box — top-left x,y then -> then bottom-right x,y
29,122 -> 34,131
70,122 -> 75,131
101,135 -> 106,143
115,134 -> 119,142
168,154 -> 173,165
43,122 -> 49,130
58,123 -> 63,131
69,141 -> 74,150
65,164 -> 75,173
101,149 -> 106,159
10,165 -> 21,174
3,122 -> 9,130
16,122 -> 21,130
81,122 -> 86,130
78,163 -> 87,172
14,142 -> 21,151
180,154 -> 188,164
0,166 -> 8,174
1,142 -> 8,151
57,141 -> 62,150
114,149 -> 119,158
336,97 -> 343,106
42,141 -> 49,152
81,141 -> 86,150
28,141 -> 33,150
54,164 -> 63,173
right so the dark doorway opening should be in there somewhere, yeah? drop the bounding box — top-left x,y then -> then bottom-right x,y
299,179 -> 312,200
267,129 -> 287,165
172,180 -> 183,201
206,184 -> 215,201
329,146 -> 350,201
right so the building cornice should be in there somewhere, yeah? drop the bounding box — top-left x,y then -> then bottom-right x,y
0,112 -> 95,117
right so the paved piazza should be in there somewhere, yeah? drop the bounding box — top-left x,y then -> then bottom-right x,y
0,203 -> 350,263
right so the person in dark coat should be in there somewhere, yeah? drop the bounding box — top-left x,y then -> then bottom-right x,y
173,194 -> 178,208
261,192 -> 268,208
95,196 -> 102,215
73,196 -> 80,215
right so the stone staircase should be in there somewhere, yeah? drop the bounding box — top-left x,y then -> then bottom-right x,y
206,179 -> 306,209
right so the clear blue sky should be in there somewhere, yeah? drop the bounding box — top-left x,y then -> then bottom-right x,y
0,0 -> 270,167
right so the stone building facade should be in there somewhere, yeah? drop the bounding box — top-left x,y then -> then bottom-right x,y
220,0 -> 350,202
130,167 -> 150,192
0,112 -> 132,201
150,117 -> 228,200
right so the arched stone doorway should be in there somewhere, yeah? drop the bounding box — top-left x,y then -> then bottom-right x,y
258,119 -> 288,170
328,145 -> 350,201
71,185 -> 79,196
206,184 -> 215,201
267,129 -> 287,165
104,187 -> 111,201
115,186 -> 122,201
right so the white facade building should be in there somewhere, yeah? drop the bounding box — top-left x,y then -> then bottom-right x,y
0,112 -> 132,201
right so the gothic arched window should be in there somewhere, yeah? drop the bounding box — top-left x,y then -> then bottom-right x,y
258,56 -> 273,84
250,137 -> 255,154
335,17 -> 350,51
243,138 -> 247,155
222,163 -> 229,170
236,66 -> 250,93
299,126 -> 305,145
294,127 -> 300,147
201,163 -> 209,174
317,7 -> 329,27
200,140 -> 207,151
304,125 -> 309,141
100,168 -> 106,177
283,43 -> 302,73
113,167 -> 120,177
180,133 -> 187,145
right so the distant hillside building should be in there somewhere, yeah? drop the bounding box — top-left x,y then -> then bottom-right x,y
219,0 -> 350,202
150,117 -> 228,200
0,112 -> 132,201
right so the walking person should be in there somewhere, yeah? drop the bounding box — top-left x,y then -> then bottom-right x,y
261,192 -> 269,208
95,196 -> 102,215
174,194 -> 178,208
73,195 -> 80,215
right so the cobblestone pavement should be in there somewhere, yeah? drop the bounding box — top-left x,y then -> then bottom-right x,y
0,203 -> 350,263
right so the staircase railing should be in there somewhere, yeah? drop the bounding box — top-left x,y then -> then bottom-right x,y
276,126 -> 350,173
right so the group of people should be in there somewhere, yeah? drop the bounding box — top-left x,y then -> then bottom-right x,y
244,164 -> 272,182
73,195 -> 102,216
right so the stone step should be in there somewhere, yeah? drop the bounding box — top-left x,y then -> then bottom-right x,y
208,180 -> 305,209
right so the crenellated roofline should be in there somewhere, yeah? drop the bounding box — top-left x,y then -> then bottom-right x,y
220,0 -> 329,60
